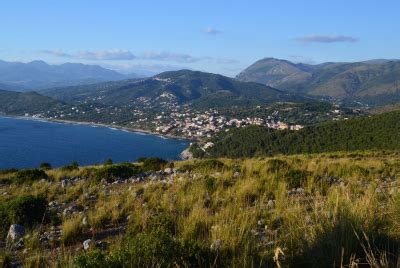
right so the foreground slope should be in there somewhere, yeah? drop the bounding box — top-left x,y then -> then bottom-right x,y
200,110 -> 400,158
1,153 -> 400,267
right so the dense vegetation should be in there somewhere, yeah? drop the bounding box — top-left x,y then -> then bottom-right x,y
0,90 -> 65,115
1,153 -> 400,266
201,110 -> 400,158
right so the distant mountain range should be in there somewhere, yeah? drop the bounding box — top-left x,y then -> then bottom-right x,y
0,60 -> 142,91
236,58 -> 400,106
41,70 -> 304,108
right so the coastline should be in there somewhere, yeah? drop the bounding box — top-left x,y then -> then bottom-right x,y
0,114 -> 195,142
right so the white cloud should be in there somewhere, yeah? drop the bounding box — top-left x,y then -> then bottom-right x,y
39,49 -> 136,60
203,27 -> 222,35
140,51 -> 201,63
296,35 -> 359,43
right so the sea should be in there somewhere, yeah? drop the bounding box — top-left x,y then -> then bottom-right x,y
0,116 -> 189,169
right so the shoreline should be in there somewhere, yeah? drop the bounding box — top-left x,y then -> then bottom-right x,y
0,114 -> 195,142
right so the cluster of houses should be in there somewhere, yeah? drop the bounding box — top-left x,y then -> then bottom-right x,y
153,109 -> 304,138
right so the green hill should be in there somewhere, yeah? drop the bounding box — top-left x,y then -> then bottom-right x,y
237,58 -> 400,106
200,110 -> 400,158
41,70 -> 304,108
0,90 -> 65,114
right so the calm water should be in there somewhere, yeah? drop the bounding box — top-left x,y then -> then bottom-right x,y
0,116 -> 189,169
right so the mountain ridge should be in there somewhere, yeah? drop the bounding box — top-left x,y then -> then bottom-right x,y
0,60 -> 142,91
236,57 -> 400,105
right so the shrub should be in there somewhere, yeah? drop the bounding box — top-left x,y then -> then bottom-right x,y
203,176 -> 216,192
39,162 -> 52,170
93,163 -> 138,183
285,169 -> 308,188
0,195 -> 47,239
141,157 -> 168,172
61,161 -> 79,171
104,158 -> 113,165
13,169 -> 48,184
74,250 -> 109,268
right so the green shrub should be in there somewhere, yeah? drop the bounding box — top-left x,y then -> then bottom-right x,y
285,169 -> 308,188
203,176 -> 216,192
13,169 -> 48,184
94,163 -> 138,183
74,250 -> 110,268
0,195 -> 47,239
61,161 -> 79,171
141,157 -> 168,172
39,162 -> 52,170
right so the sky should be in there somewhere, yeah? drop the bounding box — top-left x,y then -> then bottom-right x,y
1,0 -> 399,76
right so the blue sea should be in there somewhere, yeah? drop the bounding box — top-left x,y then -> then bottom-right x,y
0,116 -> 189,169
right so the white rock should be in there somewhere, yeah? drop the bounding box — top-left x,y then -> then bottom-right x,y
7,224 -> 25,241
83,239 -> 93,250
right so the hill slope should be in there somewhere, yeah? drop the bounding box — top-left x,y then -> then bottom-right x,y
42,70 -> 303,108
237,58 -> 400,105
0,90 -> 65,114
199,110 -> 400,158
0,60 -> 137,91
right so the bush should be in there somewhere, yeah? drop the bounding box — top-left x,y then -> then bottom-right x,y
285,169 -> 308,188
61,161 -> 79,171
104,158 -> 113,165
0,195 -> 47,239
203,176 -> 216,192
94,163 -> 138,183
74,250 -> 110,268
13,169 -> 48,184
39,162 -> 52,170
141,157 -> 168,172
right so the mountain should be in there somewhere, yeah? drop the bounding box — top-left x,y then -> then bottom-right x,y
236,58 -> 400,106
0,60 -> 141,91
0,90 -> 65,114
41,70 -> 303,108
198,110 -> 400,158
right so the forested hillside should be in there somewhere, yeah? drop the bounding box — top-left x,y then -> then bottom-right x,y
201,110 -> 400,158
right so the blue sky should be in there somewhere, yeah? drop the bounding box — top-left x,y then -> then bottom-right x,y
1,0 -> 399,76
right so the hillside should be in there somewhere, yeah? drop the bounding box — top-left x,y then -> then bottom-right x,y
0,90 -> 66,114
1,153 -> 400,267
0,60 -> 138,91
42,70 -> 302,108
237,58 -> 400,106
198,110 -> 400,158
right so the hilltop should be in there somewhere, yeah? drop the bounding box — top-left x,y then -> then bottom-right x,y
237,57 -> 400,106
41,69 -> 303,108
0,90 -> 65,115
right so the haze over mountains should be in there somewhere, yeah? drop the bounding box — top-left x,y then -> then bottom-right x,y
0,60 -> 141,91
236,57 -> 400,105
